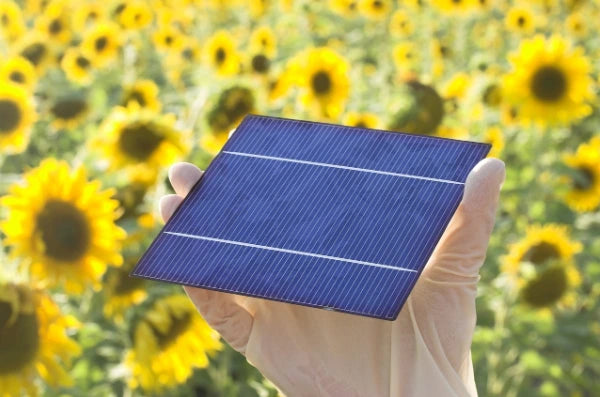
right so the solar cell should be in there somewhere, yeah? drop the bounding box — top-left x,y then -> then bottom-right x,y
131,114 -> 490,320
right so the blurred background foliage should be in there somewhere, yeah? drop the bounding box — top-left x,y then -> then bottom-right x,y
0,0 -> 599,396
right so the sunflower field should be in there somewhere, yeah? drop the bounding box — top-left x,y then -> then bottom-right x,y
1,0 -> 599,396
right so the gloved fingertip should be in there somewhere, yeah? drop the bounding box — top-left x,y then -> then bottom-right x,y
462,158 -> 505,211
159,194 -> 183,222
168,162 -> 204,196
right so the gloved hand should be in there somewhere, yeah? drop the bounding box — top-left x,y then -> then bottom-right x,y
159,156 -> 505,397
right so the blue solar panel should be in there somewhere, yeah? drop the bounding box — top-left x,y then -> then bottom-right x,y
131,115 -> 490,320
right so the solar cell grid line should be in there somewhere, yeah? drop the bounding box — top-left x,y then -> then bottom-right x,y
131,114 -> 490,320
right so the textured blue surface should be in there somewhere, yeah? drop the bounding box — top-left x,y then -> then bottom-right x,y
131,115 -> 490,320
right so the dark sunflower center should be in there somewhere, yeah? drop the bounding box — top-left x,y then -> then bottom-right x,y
482,84 -> 502,106
0,301 -> 39,374
118,122 -> 165,160
373,0 -> 383,8
571,166 -> 594,191
311,71 -> 332,95
354,121 -> 368,128
215,47 -> 226,64
113,3 -> 126,16
76,56 -> 91,69
517,16 -> 526,26
531,66 -> 567,102
95,36 -> 108,52
123,90 -> 146,107
49,18 -> 62,34
165,35 -> 173,45
251,54 -> 270,73
523,242 -> 560,265
21,43 -> 46,66
9,71 -> 25,83
149,311 -> 192,349
182,48 -> 194,60
36,200 -> 90,262
1,13 -> 9,26
225,91 -> 254,121
521,266 -> 568,307
50,99 -> 87,120
0,99 -> 21,134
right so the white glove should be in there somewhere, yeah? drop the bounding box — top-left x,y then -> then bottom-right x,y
159,157 -> 505,397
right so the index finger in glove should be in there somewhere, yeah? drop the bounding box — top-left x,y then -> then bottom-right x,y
162,162 -> 254,354
423,157 -> 505,282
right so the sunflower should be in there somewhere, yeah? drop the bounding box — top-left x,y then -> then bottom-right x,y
0,82 -> 36,154
503,224 -> 582,309
481,126 -> 504,158
393,42 -> 418,71
95,105 -> 188,180
124,294 -> 222,392
0,56 -> 37,91
561,137 -> 600,212
481,82 -> 503,107
72,2 -> 105,32
103,262 -> 147,324
152,24 -> 184,52
566,12 -> 587,39
344,112 -> 381,129
177,37 -> 202,64
49,94 -> 89,130
329,0 -> 359,17
121,79 -> 162,112
203,86 -> 255,154
249,0 -> 270,17
442,72 -> 471,100
249,26 -> 277,57
389,10 -> 414,36
0,283 -> 81,396
503,35 -> 594,126
0,159 -> 126,294
0,0 -> 25,42
501,104 -> 520,126
14,33 -> 53,72
431,0 -> 473,14
81,22 -> 122,68
61,47 -> 94,85
296,47 -> 350,119
505,6 -> 536,34
35,5 -> 71,44
205,30 -> 241,76
118,1 -> 153,30
267,72 -> 293,103
358,0 -> 391,20
431,38 -> 451,61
